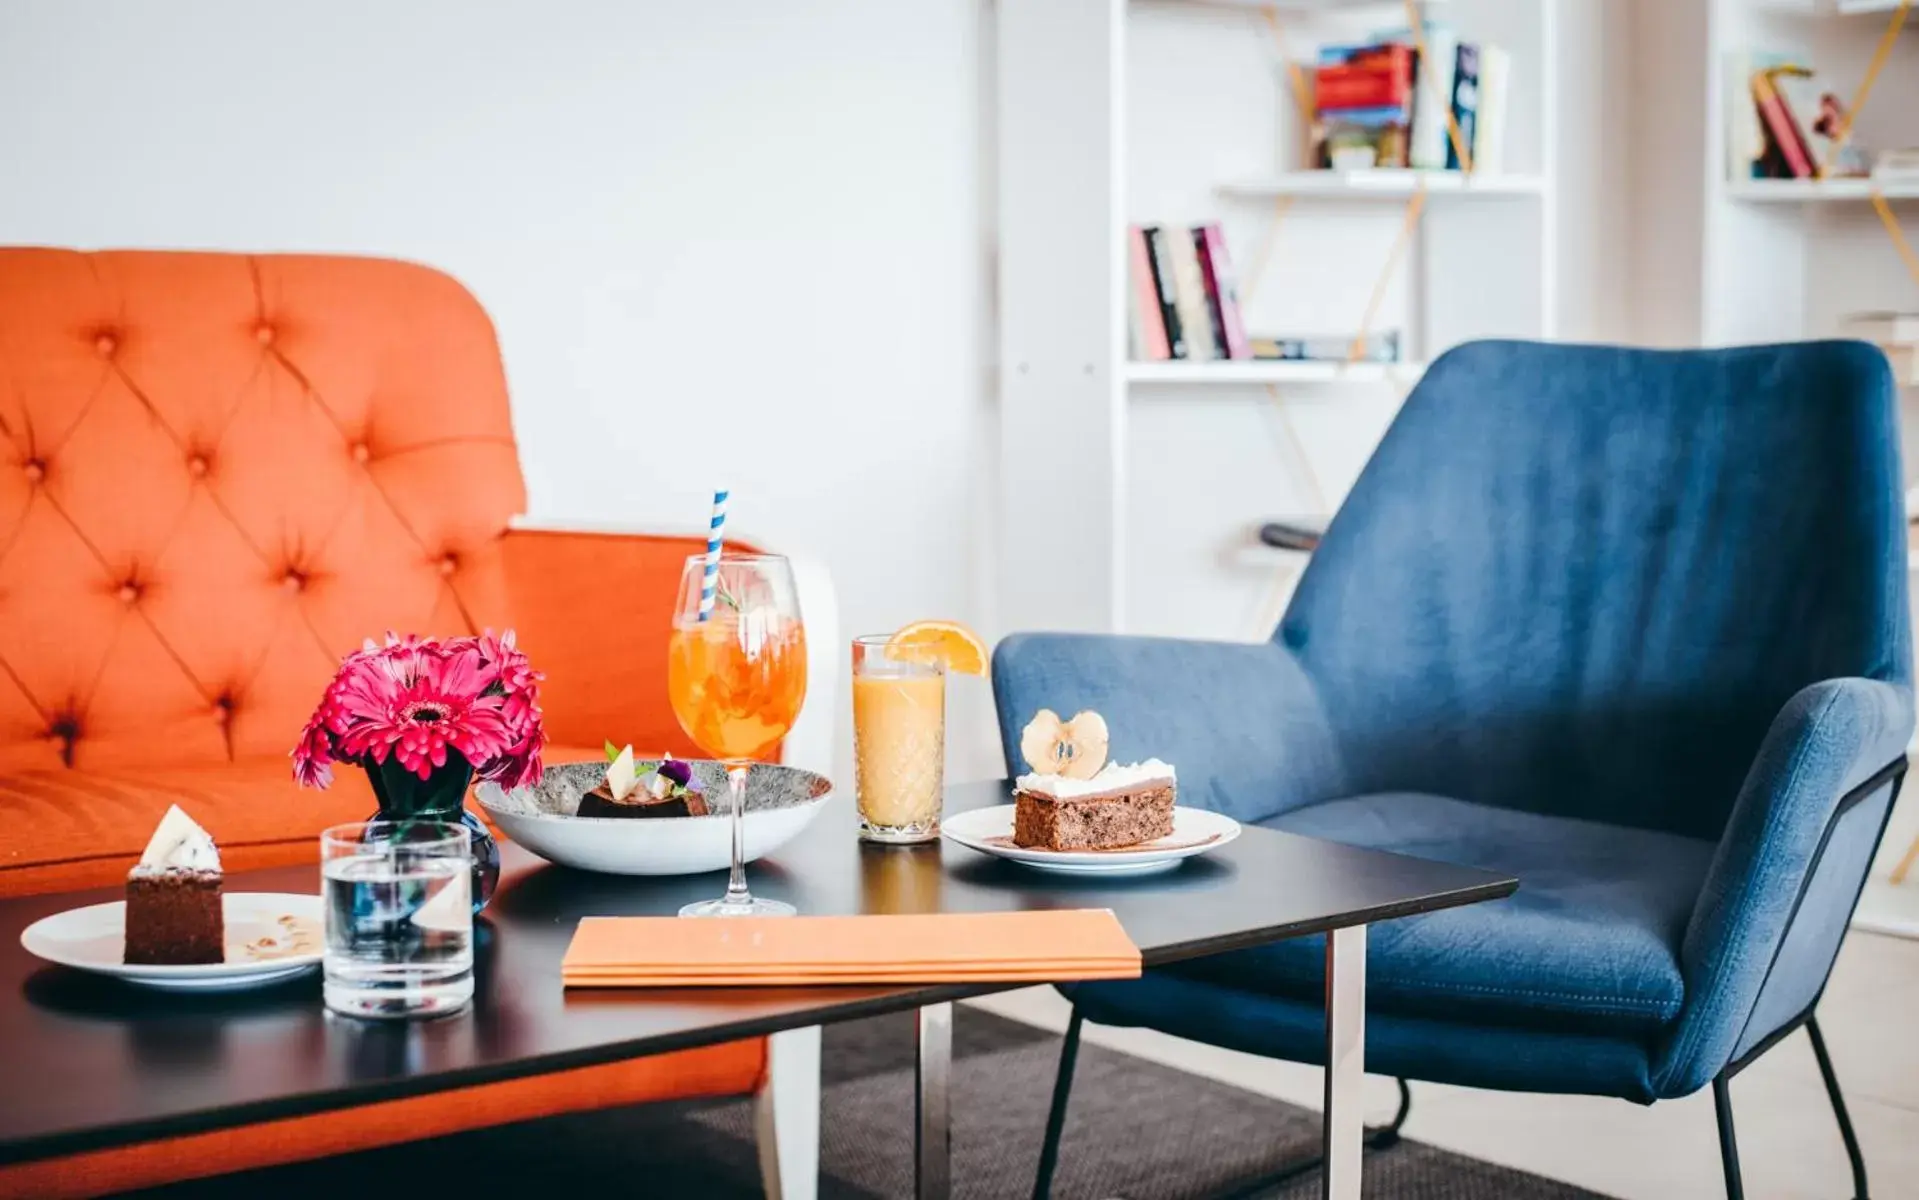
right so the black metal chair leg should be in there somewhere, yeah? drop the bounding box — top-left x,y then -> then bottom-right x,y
1032,1008 -> 1084,1200
1713,1076 -> 1745,1200
1367,1077 -> 1413,1149
1807,1017 -> 1871,1200
1033,1018 -> 1410,1200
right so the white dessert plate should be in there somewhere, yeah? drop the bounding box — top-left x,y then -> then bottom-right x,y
20,893 -> 324,991
941,805 -> 1242,875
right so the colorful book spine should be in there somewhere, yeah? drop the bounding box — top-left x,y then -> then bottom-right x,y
1126,226 -> 1170,361
1472,45 -> 1509,176
1314,43 -> 1414,115
1249,331 -> 1402,364
1164,229 -> 1217,361
1446,43 -> 1480,170
1193,224 -> 1250,361
1769,66 -> 1830,176
1142,227 -> 1186,360
1751,71 -> 1813,178
1407,25 -> 1459,169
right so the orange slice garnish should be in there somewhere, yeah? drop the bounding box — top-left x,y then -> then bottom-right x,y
888,620 -> 989,676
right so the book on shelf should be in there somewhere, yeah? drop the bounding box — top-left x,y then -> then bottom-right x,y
1126,228 -> 1170,361
1194,224 -> 1251,361
1141,227 -> 1187,360
1127,224 -> 1251,362
1732,54 -> 1872,181
1447,42 -> 1481,171
1313,43 -> 1413,168
1248,331 -> 1403,365
1164,231 -> 1217,363
1873,148 -> 1919,184
1309,30 -> 1506,175
1374,21 -> 1459,170
1844,313 -> 1919,387
1844,312 -> 1919,344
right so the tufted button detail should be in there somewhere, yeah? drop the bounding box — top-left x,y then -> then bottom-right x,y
212,695 -> 233,725
350,442 -> 370,464
438,554 -> 458,578
117,581 -> 140,605
281,569 -> 307,593
48,714 -> 81,765
255,324 -> 275,346
23,458 -> 45,484
186,454 -> 209,478
95,334 -> 116,358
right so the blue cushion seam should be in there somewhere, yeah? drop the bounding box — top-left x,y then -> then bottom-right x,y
1360,979 -> 1678,1012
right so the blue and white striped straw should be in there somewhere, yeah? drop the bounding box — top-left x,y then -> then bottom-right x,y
697,488 -> 729,621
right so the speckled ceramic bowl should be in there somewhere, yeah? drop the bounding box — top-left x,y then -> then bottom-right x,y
475,759 -> 834,876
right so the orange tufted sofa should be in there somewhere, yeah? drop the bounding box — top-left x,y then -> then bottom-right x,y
0,249 -> 827,1197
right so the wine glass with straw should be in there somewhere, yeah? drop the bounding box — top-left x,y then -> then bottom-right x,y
665,489 -> 808,917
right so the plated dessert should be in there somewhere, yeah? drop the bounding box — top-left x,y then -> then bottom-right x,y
940,707 -> 1235,875
124,805 -> 224,965
1013,709 -> 1177,851
577,744 -> 709,819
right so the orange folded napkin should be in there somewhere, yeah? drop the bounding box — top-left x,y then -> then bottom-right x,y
561,909 -> 1142,988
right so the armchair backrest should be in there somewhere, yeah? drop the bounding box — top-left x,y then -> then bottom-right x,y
0,250 -> 526,772
1283,340 -> 1909,841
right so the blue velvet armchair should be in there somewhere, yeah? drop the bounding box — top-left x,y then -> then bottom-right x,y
994,340 -> 1912,1200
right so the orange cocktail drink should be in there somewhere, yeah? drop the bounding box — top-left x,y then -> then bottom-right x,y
667,612 -> 808,761
666,547 -> 808,918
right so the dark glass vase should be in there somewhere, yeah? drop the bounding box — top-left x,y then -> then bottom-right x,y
361,753 -> 499,913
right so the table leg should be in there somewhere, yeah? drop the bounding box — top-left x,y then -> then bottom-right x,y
917,1001 -> 954,1200
1323,924 -> 1366,1200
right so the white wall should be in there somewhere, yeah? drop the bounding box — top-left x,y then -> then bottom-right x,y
0,0 -> 1007,782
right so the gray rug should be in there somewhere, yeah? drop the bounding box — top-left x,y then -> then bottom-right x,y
140,1007 -> 1616,1199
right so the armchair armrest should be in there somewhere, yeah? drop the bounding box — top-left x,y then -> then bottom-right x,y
1654,677 -> 1912,1097
500,518 -> 839,776
990,633 -> 1347,823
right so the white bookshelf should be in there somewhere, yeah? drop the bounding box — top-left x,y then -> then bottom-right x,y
1127,359 -> 1426,386
1726,177 -> 1919,203
997,0 -> 1573,638
1695,0 -> 1919,349
1218,169 -> 1549,199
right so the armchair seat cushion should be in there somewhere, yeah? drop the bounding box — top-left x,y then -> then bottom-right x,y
1176,793 -> 1718,1035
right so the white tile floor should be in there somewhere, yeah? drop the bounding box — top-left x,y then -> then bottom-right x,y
968,929 -> 1919,1200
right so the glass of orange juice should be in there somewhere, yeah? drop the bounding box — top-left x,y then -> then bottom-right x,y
667,554 -> 808,916
852,635 -> 946,843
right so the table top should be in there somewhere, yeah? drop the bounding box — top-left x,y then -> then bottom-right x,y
0,780 -> 1515,1166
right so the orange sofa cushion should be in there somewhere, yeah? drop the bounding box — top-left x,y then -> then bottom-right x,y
0,248 -> 523,778
0,1039 -> 767,1200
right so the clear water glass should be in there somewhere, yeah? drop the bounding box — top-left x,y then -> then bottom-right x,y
321,820 -> 474,1019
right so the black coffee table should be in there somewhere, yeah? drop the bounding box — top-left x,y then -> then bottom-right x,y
0,781 -> 1515,1200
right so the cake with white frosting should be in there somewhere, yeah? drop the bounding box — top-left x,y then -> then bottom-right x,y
1012,708 -> 1177,850
124,805 -> 224,964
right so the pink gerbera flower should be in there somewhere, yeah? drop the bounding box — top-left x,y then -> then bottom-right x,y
293,630 -> 546,791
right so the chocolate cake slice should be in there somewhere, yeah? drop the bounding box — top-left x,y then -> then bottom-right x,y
577,782 -> 709,819
1013,760 -> 1177,851
124,805 -> 224,965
